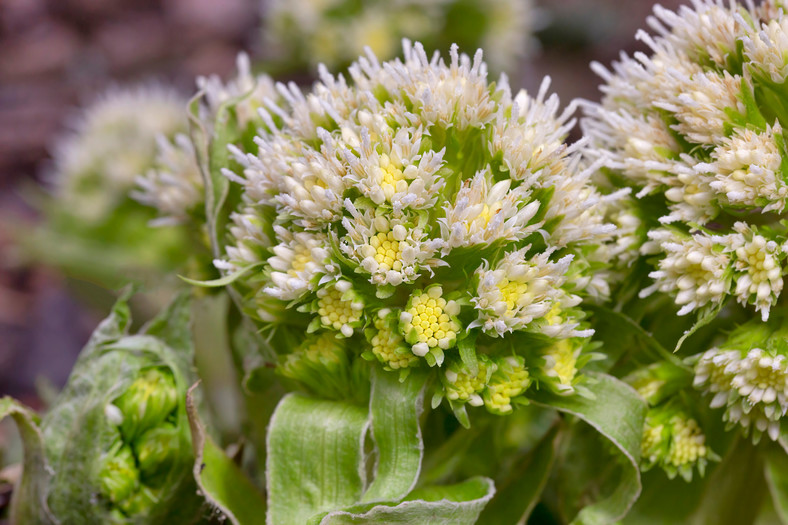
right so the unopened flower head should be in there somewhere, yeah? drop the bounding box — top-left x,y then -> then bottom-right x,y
640,402 -> 714,482
694,316 -> 788,443
262,0 -> 536,73
218,41 -> 615,417
50,86 -> 187,223
584,0 -> 788,321
99,367 -> 187,517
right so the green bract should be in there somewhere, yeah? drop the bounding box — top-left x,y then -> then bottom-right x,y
217,40 -> 620,421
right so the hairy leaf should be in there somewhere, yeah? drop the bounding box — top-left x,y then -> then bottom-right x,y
186,384 -> 266,525
266,394 -> 369,525
1,398 -> 59,524
314,477 -> 495,524
362,369 -> 426,503
530,372 -> 646,524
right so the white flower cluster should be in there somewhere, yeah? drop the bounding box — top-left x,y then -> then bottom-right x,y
50,86 -> 187,223
641,407 -> 711,481
695,346 -> 788,442
133,54 -> 280,225
218,41 -> 616,416
262,0 -> 535,73
584,0 -> 788,320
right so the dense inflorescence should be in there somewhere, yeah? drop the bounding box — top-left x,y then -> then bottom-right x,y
694,316 -> 788,442
584,0 -> 788,323
217,41 -> 620,420
51,86 -> 187,224
583,0 -> 788,447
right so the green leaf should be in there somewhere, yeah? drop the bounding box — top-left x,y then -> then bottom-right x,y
362,369 -> 426,503
763,444 -> 788,524
185,383 -> 266,525
477,424 -> 559,524
1,398 -> 59,525
266,394 -> 370,525
530,372 -> 646,524
315,477 -> 495,524
690,436 -> 766,525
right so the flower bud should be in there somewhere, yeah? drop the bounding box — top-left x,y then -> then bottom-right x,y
134,422 -> 181,486
278,333 -> 368,402
639,401 -> 716,482
114,368 -> 178,441
98,442 -> 140,506
483,356 -> 531,415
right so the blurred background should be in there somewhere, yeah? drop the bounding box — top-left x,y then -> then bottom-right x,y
0,0 -> 685,407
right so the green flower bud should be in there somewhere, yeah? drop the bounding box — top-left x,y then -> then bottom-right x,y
134,422 -> 181,487
29,293 -> 203,524
279,332 -> 369,402
114,368 -> 178,441
441,356 -> 494,408
483,356 -> 531,415
640,401 -> 717,482
98,441 -> 140,506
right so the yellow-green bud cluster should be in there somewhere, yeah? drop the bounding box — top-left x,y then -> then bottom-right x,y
99,368 -> 181,517
441,357 -> 494,408
401,285 -> 462,367
640,403 -> 714,482
364,309 -> 420,372
483,356 -> 532,415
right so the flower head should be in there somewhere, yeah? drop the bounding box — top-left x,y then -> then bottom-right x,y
217,41 -> 614,418
584,0 -> 788,321
50,85 -> 187,223
640,402 -> 714,482
694,316 -> 788,443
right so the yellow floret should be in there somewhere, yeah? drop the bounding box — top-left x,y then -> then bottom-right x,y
317,287 -> 361,331
544,339 -> 578,387
288,243 -> 312,277
377,154 -> 408,201
403,287 -> 460,350
497,278 -> 528,315
370,231 -> 404,272
371,316 -> 418,369
667,418 -> 708,467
